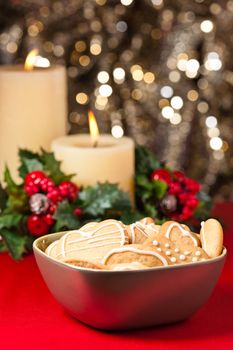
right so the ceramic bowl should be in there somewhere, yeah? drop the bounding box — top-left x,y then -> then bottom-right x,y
33,231 -> 226,330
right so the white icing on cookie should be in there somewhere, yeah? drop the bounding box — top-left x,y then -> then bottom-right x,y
46,240 -> 58,256
165,222 -> 198,246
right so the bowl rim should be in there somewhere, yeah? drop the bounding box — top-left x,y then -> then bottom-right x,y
33,231 -> 227,274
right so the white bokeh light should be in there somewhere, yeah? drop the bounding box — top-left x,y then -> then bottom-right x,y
171,96 -> 183,109
210,137 -> 223,150
113,67 -> 125,82
205,53 -> 222,71
111,125 -> 124,138
161,106 -> 174,119
205,116 -> 217,128
99,84 -> 113,97
120,0 -> 134,5
207,127 -> 220,138
200,20 -> 214,33
186,59 -> 200,73
97,71 -> 109,83
170,113 -> 182,125
160,86 -> 174,98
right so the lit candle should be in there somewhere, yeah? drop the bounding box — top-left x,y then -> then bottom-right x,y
51,112 -> 135,202
0,50 -> 67,182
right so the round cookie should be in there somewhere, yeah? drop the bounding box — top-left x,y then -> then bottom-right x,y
200,219 -> 223,258
144,235 -> 209,265
159,221 -> 200,250
46,219 -> 129,263
102,244 -> 171,267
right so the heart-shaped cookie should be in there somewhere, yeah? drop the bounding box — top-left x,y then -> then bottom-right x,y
46,219 -> 129,263
159,221 -> 200,250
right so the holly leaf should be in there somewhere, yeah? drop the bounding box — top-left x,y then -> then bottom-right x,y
39,149 -> 73,185
0,240 -> 7,253
151,180 -> 168,199
0,212 -> 23,230
136,145 -> 160,176
79,182 -> 132,218
0,228 -> 28,260
18,149 -> 42,179
0,184 -> 8,212
144,203 -> 158,218
4,166 -> 19,194
19,158 -> 43,179
53,200 -> 80,231
120,211 -> 144,224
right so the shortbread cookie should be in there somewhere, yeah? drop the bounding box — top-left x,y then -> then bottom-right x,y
126,218 -> 160,244
102,244 -> 170,267
46,219 -> 129,263
63,259 -> 108,270
200,219 -> 223,258
147,236 -> 209,264
159,221 -> 200,250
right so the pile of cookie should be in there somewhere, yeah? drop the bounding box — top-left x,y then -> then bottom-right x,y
45,217 -> 223,271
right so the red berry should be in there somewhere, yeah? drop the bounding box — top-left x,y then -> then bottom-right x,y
49,203 -> 57,214
174,170 -> 186,182
40,177 -> 55,192
74,207 -> 82,217
168,181 -> 182,195
43,213 -> 54,226
184,178 -> 200,193
27,214 -> 50,236
47,187 -> 62,203
186,196 -> 199,209
180,206 -> 193,221
151,169 -> 172,184
24,171 -> 47,196
178,192 -> 191,204
59,181 -> 79,201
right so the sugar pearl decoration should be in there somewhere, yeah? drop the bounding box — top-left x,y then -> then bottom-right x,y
170,257 -> 177,263
179,254 -> 186,261
195,251 -> 201,256
157,247 -> 162,252
165,243 -> 170,248
165,250 -> 171,256
192,257 -> 198,262
152,240 -> 159,246
174,248 -> 179,253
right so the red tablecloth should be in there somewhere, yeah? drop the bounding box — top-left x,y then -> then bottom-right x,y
1,202 -> 233,350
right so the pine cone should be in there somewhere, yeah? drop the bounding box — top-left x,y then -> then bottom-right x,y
29,193 -> 50,215
160,194 -> 177,214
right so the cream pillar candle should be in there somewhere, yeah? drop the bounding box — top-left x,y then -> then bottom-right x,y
51,134 -> 135,202
0,64 -> 67,182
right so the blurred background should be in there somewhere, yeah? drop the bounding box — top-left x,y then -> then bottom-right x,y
0,0 -> 232,200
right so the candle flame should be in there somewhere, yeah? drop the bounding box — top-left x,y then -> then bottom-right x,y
24,49 -> 39,71
88,111 -> 99,147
